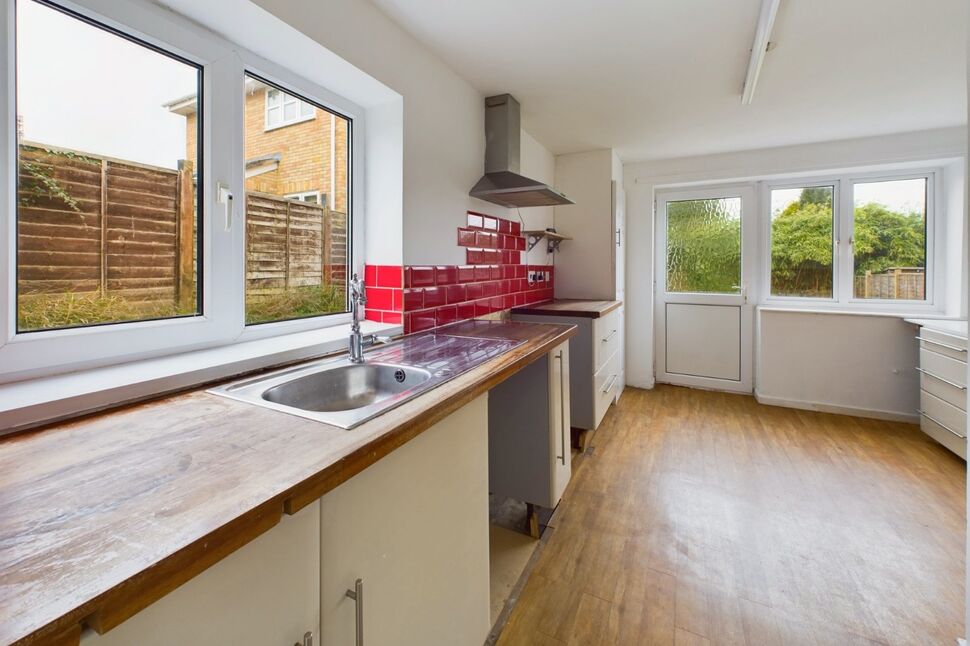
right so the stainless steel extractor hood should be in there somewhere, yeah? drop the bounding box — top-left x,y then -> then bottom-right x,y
469,94 -> 574,209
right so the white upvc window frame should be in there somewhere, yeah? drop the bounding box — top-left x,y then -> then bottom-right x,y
760,177 -> 841,305
760,166 -> 942,314
285,190 -> 323,204
0,0 -> 366,383
238,59 -> 362,343
263,85 -> 315,131
845,169 -> 938,309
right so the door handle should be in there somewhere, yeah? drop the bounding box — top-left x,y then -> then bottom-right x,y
555,351 -> 566,466
346,578 -> 363,646
732,284 -> 748,303
217,182 -> 234,231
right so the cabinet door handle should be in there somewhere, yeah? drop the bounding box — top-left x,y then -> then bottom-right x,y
915,335 -> 967,353
601,329 -> 617,343
554,351 -> 566,465
602,374 -> 618,394
345,578 -> 363,646
915,367 -> 967,390
294,631 -> 313,646
918,410 -> 965,438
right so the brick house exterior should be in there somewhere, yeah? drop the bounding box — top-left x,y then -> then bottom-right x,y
168,79 -> 349,213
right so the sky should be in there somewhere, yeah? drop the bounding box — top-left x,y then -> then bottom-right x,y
771,179 -> 926,217
16,0 -> 197,170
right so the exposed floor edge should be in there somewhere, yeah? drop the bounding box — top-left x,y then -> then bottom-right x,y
484,525 -> 553,646
484,421 -> 601,645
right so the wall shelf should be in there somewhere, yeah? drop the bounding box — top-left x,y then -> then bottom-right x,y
524,230 -> 572,253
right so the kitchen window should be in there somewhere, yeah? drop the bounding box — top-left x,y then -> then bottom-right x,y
264,87 -> 315,130
0,0 -> 364,383
245,73 -> 350,326
764,170 -> 938,309
14,0 -> 203,332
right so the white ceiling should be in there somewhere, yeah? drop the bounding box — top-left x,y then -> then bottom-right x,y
368,0 -> 968,162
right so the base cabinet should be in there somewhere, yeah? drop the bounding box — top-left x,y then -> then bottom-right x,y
917,327 -> 967,459
319,394 -> 491,646
80,396 -> 491,646
488,343 -> 571,509
80,501 -> 321,646
513,310 -> 621,431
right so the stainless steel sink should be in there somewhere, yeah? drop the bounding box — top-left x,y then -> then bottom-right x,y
261,363 -> 432,412
208,333 -> 521,429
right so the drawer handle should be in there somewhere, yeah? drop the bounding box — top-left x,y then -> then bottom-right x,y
346,578 -> 363,646
602,374 -> 618,394
918,410 -> 966,439
916,367 -> 967,391
916,335 -> 967,353
601,329 -> 617,343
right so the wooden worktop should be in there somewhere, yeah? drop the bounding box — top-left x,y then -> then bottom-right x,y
512,299 -> 622,319
0,320 -> 575,646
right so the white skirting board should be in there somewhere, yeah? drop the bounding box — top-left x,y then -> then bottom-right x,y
754,390 -> 920,423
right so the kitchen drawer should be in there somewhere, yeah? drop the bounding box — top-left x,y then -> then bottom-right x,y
920,348 -> 967,389
593,309 -> 620,374
918,328 -> 968,362
919,368 -> 966,411
593,349 -> 620,428
921,414 -> 967,460
919,389 -> 966,439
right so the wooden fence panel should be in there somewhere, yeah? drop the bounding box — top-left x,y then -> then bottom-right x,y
854,269 -> 925,300
17,146 -> 346,311
245,191 -> 346,292
104,160 -> 180,304
17,145 -> 186,305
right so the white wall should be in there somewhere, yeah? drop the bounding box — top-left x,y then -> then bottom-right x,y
624,126 -> 968,407
519,130 -> 557,266
945,159 -> 969,318
252,0 -> 556,267
756,311 -> 919,421
553,149 -> 615,299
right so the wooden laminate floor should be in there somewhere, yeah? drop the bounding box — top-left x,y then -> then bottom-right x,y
497,385 -> 966,646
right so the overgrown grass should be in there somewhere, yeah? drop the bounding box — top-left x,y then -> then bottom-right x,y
17,292 -> 194,332
16,284 -> 347,331
246,284 -> 347,325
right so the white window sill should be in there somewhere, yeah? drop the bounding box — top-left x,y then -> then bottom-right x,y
757,305 -> 946,319
0,320 -> 401,436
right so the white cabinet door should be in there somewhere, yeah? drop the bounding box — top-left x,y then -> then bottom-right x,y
549,342 -> 571,503
320,396 -> 490,646
81,502 -> 321,646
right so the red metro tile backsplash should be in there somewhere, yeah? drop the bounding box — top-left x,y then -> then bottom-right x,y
363,264 -> 403,324
365,211 -> 553,333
